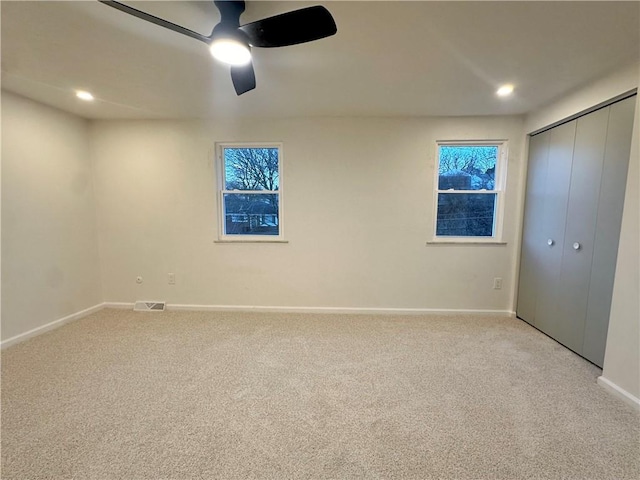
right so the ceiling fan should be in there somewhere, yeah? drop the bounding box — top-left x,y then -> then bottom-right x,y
98,1 -> 337,95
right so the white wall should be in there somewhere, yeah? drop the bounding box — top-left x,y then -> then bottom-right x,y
525,62 -> 638,134
601,92 -> 640,402
1,91 -> 102,341
525,63 -> 640,403
90,115 -> 525,312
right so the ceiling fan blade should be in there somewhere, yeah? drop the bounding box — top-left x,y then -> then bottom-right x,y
239,6 -> 337,48
230,61 -> 256,95
98,1 -> 210,44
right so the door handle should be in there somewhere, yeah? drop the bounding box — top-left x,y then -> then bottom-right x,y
547,239 -> 554,246
573,242 -> 581,251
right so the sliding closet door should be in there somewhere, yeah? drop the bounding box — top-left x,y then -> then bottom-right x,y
582,96 -> 636,366
553,107 -> 609,354
517,132 -> 551,325
532,121 -> 576,339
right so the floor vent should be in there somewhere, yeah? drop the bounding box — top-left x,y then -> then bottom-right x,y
133,301 -> 166,312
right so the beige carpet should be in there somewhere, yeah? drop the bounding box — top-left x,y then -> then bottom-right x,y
1,309 -> 638,479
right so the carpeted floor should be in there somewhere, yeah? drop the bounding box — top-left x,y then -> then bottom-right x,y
1,309 -> 638,479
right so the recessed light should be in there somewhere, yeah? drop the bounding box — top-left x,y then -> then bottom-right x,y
75,90 -> 94,101
496,84 -> 514,97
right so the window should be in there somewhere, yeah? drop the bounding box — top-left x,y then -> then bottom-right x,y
434,141 -> 506,241
217,143 -> 283,241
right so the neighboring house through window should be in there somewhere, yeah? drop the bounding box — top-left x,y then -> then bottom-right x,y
434,141 -> 507,241
216,143 -> 283,241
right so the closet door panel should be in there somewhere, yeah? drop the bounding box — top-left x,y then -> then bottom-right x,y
533,121 -> 576,338
583,96 -> 636,366
554,107 -> 609,353
517,131 -> 551,325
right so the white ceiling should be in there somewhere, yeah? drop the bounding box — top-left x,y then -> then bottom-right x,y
2,1 -> 638,119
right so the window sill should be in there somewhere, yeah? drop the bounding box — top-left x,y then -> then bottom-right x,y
214,239 -> 289,244
426,240 -> 507,246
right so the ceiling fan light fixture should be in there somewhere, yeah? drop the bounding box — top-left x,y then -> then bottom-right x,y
210,37 -> 251,66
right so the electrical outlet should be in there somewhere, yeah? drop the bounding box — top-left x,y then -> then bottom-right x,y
493,277 -> 503,290
168,273 -> 175,285
136,276 -> 143,284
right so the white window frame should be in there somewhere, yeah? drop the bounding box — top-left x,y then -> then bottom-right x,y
215,142 -> 285,243
430,140 -> 508,244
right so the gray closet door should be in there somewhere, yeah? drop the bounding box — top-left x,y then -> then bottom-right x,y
553,107 -> 609,354
533,121 -> 576,339
582,96 -> 636,366
518,95 -> 636,367
517,131 -> 551,325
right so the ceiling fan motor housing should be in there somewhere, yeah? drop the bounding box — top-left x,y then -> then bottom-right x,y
213,0 -> 245,28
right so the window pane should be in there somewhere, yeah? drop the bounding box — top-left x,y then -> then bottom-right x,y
223,193 -> 279,236
224,147 -> 279,191
438,145 -> 497,190
436,193 -> 496,237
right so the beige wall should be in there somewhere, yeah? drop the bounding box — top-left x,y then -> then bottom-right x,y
90,115 -> 525,312
1,92 -> 102,341
524,63 -> 639,402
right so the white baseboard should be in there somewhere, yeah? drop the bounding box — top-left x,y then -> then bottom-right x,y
597,376 -> 640,410
1,302 -> 514,349
1,303 -> 105,349
103,302 -> 137,309
103,302 -> 513,317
